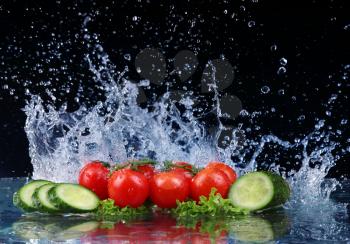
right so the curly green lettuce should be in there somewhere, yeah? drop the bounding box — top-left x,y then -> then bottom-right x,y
95,199 -> 150,220
172,188 -> 249,218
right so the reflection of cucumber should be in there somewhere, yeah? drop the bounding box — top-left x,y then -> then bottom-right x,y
32,183 -> 60,213
13,180 -> 51,212
230,217 -> 274,243
48,183 -> 99,213
229,212 -> 290,243
54,221 -> 99,241
229,171 -> 290,211
12,220 -> 52,240
12,217 -> 99,241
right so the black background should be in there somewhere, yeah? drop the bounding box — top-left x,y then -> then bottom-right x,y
0,0 -> 349,178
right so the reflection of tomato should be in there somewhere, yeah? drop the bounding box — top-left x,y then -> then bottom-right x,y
206,161 -> 237,184
82,227 -> 110,243
78,161 -> 109,199
105,214 -> 188,243
191,168 -> 230,202
191,231 -> 227,244
108,169 -> 149,207
150,172 -> 190,208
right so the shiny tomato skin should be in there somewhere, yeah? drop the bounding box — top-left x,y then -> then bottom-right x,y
169,161 -> 193,180
108,169 -> 150,208
174,161 -> 193,171
133,164 -> 155,181
78,161 -> 109,200
206,161 -> 237,184
150,172 -> 190,208
190,168 -> 230,202
171,168 -> 193,180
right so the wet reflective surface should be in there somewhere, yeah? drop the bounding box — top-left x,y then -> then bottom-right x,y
0,178 -> 349,243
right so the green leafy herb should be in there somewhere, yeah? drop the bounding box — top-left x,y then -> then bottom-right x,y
172,188 -> 249,218
95,199 -> 150,221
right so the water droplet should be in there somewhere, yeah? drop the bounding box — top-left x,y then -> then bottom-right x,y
270,44 -> 277,51
223,9 -> 228,14
280,57 -> 288,66
132,16 -> 139,21
277,66 -> 287,75
123,54 -> 131,61
297,115 -> 305,121
278,89 -> 285,95
139,79 -> 150,87
315,120 -> 325,129
239,110 -> 249,116
261,86 -> 270,94
248,21 -> 255,28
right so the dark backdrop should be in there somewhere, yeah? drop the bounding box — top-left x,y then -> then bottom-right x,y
0,0 -> 349,178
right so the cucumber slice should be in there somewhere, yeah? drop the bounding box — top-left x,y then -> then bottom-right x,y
13,180 -> 51,212
32,183 -> 60,213
48,183 -> 100,212
229,171 -> 290,211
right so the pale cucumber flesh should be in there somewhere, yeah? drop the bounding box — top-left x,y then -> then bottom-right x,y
14,180 -> 51,211
49,183 -> 100,212
229,171 -> 290,211
35,183 -> 59,212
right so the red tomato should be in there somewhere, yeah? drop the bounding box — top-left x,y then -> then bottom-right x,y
170,161 -> 193,180
130,164 -> 155,181
108,169 -> 149,208
150,171 -> 190,208
206,161 -> 237,184
190,168 -> 230,202
78,161 -> 109,200
173,161 -> 193,171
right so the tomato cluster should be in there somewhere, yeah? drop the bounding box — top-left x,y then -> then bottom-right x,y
78,160 -> 237,208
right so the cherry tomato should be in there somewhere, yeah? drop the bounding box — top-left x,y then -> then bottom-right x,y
150,171 -> 190,208
206,161 -> 237,184
108,169 -> 149,208
190,168 -> 230,202
173,161 -> 193,171
170,161 -> 193,180
78,161 -> 110,200
130,164 -> 155,181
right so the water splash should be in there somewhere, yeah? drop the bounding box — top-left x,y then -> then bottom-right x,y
20,16 -> 349,242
